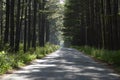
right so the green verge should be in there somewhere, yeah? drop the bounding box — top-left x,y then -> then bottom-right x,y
0,43 -> 60,75
71,46 -> 120,73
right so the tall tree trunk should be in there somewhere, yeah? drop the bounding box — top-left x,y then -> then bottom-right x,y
24,0 -> 28,52
0,1 -> 4,51
32,0 -> 37,49
4,0 -> 10,44
39,0 -> 45,47
10,0 -> 15,51
20,0 -> 24,43
38,3 -> 42,46
112,0 -> 119,50
100,0 -> 105,49
15,0 -> 21,51
105,0 -> 112,49
45,20 -> 50,42
27,0 -> 32,49
0,1 -> 3,43
95,0 -> 102,48
89,0 -> 95,46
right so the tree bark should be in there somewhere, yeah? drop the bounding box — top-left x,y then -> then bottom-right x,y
15,0 -> 21,51
32,0 -> 37,49
4,0 -> 10,44
10,0 -> 15,51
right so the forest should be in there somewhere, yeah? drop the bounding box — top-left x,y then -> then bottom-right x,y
0,0 -> 63,52
0,0 -> 120,75
0,0 -> 62,74
63,0 -> 120,72
63,0 -> 120,50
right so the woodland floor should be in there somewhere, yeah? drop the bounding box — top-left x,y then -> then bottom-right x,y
0,48 -> 120,80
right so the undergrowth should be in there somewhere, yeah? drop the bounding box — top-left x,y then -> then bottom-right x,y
0,43 -> 60,75
71,46 -> 120,73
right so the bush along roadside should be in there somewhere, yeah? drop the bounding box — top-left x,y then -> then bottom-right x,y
71,46 -> 120,73
0,43 -> 60,75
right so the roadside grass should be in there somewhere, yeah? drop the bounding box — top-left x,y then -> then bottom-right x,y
0,43 -> 60,75
71,46 -> 120,73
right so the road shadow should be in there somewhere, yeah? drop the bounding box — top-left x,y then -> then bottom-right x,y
3,48 -> 120,80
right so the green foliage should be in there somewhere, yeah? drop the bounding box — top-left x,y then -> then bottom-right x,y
46,0 -> 64,45
10,53 -> 37,68
0,51 -> 12,74
0,43 -> 60,75
72,46 -> 120,66
36,43 -> 60,59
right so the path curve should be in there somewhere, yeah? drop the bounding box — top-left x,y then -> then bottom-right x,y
0,48 -> 120,80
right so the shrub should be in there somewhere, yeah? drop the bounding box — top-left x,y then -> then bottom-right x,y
36,43 -> 60,59
0,43 -> 60,75
72,46 -> 120,66
0,52 -> 12,74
